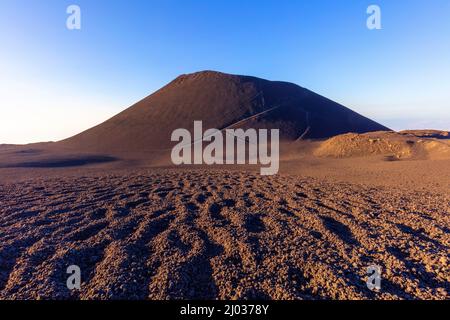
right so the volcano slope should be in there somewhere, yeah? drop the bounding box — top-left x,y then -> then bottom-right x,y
0,71 -> 389,169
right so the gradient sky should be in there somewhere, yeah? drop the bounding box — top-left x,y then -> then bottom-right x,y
1,0 -> 449,144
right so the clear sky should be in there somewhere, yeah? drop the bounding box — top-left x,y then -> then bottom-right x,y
1,0 -> 449,144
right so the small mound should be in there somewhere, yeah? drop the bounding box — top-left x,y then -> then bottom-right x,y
314,131 -> 450,160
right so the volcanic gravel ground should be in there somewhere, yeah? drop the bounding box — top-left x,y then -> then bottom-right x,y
0,169 -> 448,299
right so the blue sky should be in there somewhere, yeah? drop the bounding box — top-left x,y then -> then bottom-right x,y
0,0 -> 449,143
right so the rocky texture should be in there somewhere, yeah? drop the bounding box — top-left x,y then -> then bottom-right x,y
0,169 -> 448,300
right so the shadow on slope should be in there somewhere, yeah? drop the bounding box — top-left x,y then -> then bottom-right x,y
0,153 -> 117,168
